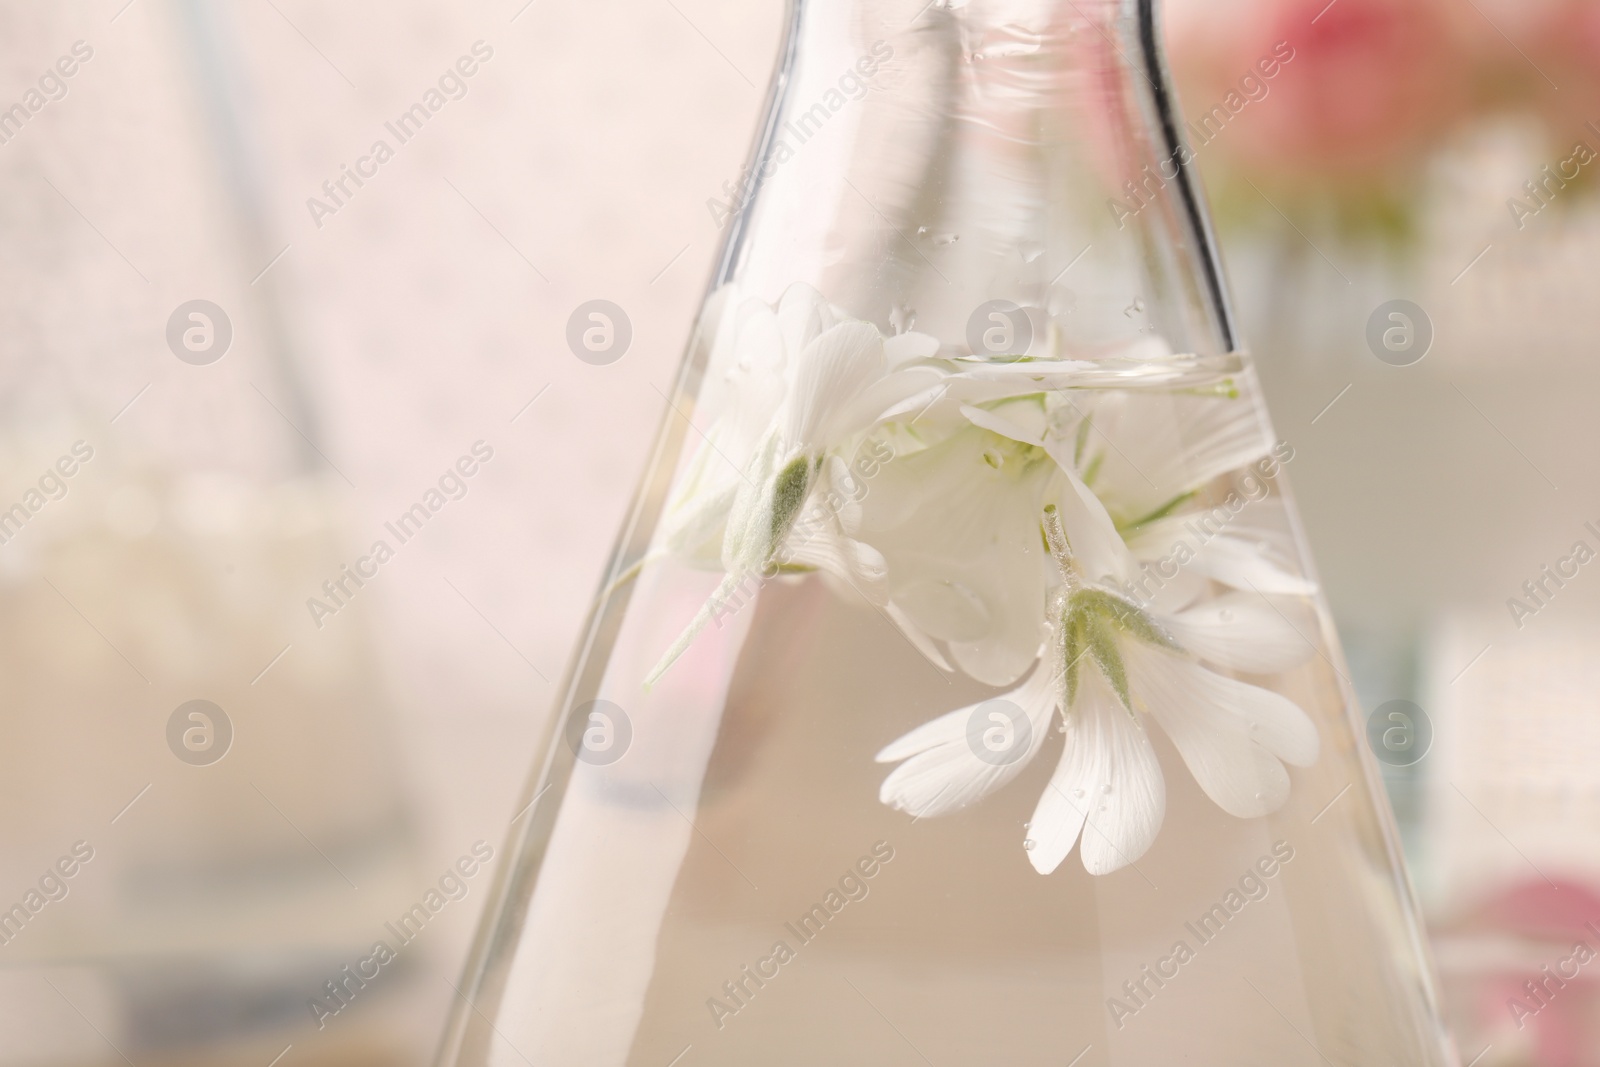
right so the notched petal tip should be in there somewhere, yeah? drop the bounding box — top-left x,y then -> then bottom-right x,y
1126,642 -> 1318,820
1025,664 -> 1165,877
874,665 -> 1058,817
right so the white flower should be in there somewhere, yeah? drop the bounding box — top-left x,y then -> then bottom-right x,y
645,281 -> 1328,877
855,390 -> 1150,687
647,284 -> 944,686
954,387 -> 1314,619
876,501 -> 1319,876
1055,387 -> 1316,602
854,422 -> 1055,686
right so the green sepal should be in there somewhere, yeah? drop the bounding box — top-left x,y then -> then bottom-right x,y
767,454 -> 813,553
1060,588 -> 1180,712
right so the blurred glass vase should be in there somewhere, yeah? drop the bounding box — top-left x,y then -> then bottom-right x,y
438,1 -> 1456,1064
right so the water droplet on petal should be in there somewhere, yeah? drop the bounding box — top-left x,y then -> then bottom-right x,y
1071,788 -> 1085,799
1022,838 -> 1036,850
916,225 -> 928,237
1218,609 -> 1234,622
1100,784 -> 1112,794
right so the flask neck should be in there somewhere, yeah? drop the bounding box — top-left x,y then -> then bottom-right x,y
725,0 -> 1235,358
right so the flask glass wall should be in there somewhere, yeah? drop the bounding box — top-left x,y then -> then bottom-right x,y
438,1 -> 1458,1064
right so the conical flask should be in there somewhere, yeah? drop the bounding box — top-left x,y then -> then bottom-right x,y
438,1 -> 1458,1064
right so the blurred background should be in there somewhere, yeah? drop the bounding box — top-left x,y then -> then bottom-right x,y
0,0 -> 1596,1064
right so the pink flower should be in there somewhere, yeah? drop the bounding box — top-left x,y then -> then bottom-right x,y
1166,0 -> 1472,182
1523,0 -> 1600,134
1454,880 -> 1600,1067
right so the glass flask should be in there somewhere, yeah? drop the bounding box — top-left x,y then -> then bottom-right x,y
438,0 -> 1458,1064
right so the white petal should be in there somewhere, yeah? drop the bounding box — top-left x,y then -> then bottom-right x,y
732,302 -> 787,379
960,401 -> 1044,447
884,600 -> 954,672
705,301 -> 788,438
1028,664 -> 1165,875
1190,533 -> 1318,596
1126,643 -> 1319,820
1077,392 -> 1272,522
860,426 -> 1053,687
948,593 -> 1048,688
883,331 -> 941,368
658,477 -> 738,565
784,527 -> 889,605
1046,467 -> 1140,586
1131,564 -> 1210,616
782,322 -> 887,448
1170,396 -> 1275,491
961,397 -> 1049,445
1125,505 -> 1316,597
818,455 -> 864,532
776,282 -> 831,359
1165,592 -> 1317,675
659,420 -> 748,564
959,401 -> 1137,585
836,366 -> 945,437
875,663 -> 1055,819
878,380 -> 955,426
894,576 -> 991,642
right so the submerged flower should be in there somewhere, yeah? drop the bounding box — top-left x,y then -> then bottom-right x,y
647,280 -> 1326,876
963,385 -> 1316,612
647,284 -> 944,686
876,501 -> 1319,876
855,423 -> 1056,687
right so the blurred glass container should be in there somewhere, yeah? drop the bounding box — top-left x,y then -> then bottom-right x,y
437,1 -> 1456,1064
0,3 -> 421,1063
1421,617 -> 1600,1067
1212,103 -> 1600,1067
